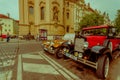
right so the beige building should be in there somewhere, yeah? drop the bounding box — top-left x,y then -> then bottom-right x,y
73,1 -> 96,31
19,0 -> 99,40
19,0 -> 75,40
0,14 -> 19,38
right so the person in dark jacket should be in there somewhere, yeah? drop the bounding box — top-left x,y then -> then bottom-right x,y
6,33 -> 10,42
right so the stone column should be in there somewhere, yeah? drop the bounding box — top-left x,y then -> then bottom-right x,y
19,0 -> 24,24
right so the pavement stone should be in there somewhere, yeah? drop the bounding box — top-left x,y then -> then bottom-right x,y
0,44 -> 17,80
17,52 -> 68,80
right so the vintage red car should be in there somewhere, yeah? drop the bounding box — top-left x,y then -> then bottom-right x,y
56,25 -> 120,79
81,25 -> 120,51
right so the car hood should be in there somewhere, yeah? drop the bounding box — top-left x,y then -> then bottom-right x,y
42,39 -> 66,47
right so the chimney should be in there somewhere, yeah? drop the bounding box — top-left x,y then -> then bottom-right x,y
7,13 -> 10,18
88,3 -> 90,8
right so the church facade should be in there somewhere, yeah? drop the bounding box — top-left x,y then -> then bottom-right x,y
19,0 -> 75,40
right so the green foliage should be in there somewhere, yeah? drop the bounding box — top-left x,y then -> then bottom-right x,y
79,13 -> 104,29
114,10 -> 120,33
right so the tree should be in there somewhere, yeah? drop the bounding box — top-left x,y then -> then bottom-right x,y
114,10 -> 120,33
79,13 -> 104,29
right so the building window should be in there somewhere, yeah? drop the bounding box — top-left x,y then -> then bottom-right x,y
67,12 -> 69,19
66,2 -> 69,7
66,26 -> 69,32
41,7 -> 45,20
9,29 -> 11,32
53,6 -> 58,21
29,6 -> 34,14
5,29 -> 7,32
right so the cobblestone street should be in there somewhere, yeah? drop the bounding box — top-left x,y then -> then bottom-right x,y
0,39 -> 80,80
0,39 -> 120,80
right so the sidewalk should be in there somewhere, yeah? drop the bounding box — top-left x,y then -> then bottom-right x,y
0,39 -> 36,44
0,38 -> 19,43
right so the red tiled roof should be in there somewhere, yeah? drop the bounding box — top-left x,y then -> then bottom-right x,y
16,20 -> 19,23
0,14 -> 9,19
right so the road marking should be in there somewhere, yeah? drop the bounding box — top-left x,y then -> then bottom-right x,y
42,53 -> 80,80
17,54 -> 22,80
117,76 -> 120,80
0,70 -> 12,80
39,52 -> 81,80
0,55 -> 15,67
22,54 -> 43,60
39,53 -> 73,80
23,63 -> 59,75
0,59 -> 14,67
1,60 -> 15,67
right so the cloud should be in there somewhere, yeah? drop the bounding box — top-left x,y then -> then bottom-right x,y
85,0 -> 120,21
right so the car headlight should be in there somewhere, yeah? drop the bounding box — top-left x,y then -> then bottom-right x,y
47,42 -> 50,44
67,40 -> 72,45
50,41 -> 54,46
63,48 -> 69,52
84,42 -> 89,49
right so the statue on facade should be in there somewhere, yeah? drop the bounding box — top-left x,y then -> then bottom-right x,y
53,7 -> 59,21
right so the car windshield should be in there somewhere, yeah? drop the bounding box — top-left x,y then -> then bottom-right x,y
82,28 -> 107,36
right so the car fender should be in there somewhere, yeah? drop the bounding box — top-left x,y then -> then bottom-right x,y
53,43 -> 61,48
91,46 -> 106,54
61,43 -> 70,49
91,46 -> 112,60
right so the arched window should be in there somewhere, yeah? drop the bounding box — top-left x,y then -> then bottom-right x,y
41,7 -> 45,20
53,6 -> 58,21
66,26 -> 69,32
67,12 -> 69,19
29,6 -> 34,14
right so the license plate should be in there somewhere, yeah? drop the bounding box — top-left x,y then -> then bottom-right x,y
65,53 -> 77,60
70,56 -> 77,60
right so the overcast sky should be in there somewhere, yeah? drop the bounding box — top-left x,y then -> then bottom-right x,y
85,0 -> 120,21
0,0 -> 19,20
0,0 -> 120,21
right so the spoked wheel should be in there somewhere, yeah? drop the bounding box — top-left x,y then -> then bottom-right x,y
56,47 -> 69,59
96,55 -> 109,79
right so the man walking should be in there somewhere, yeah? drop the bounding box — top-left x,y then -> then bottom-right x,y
6,33 -> 10,42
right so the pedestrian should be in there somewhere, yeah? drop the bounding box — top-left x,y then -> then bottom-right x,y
6,33 -> 10,42
26,33 -> 31,40
36,34 -> 39,41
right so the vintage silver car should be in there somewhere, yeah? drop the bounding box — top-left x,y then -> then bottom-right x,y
42,33 -> 75,56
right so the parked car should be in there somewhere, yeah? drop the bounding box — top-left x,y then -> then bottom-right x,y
57,25 -> 120,79
42,33 -> 75,56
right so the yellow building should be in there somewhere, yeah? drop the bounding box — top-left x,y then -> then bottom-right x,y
19,0 -> 75,40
